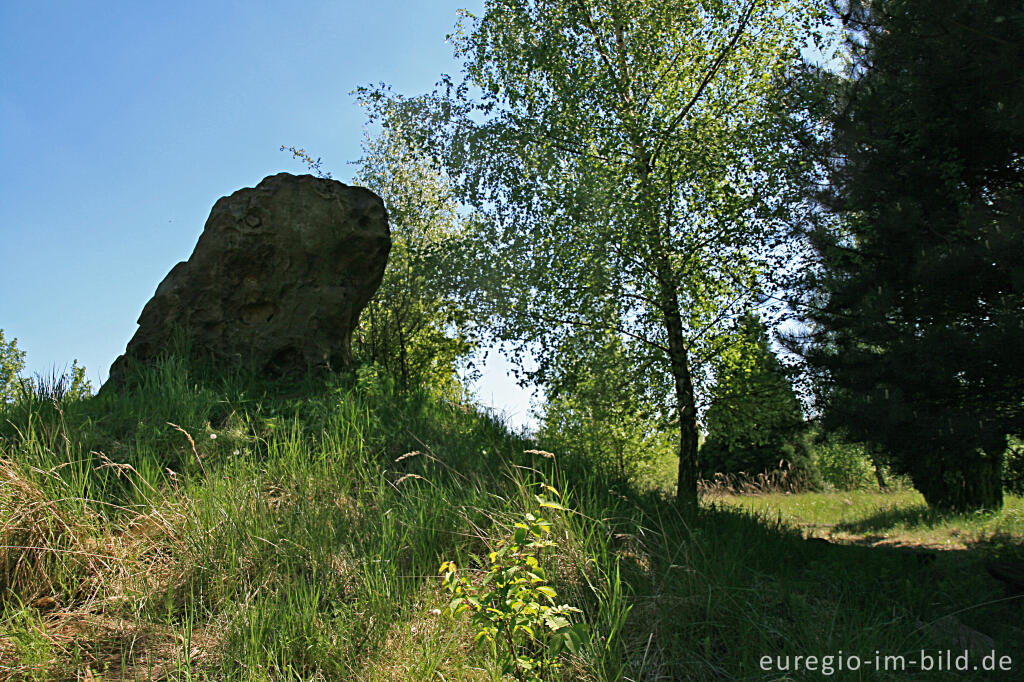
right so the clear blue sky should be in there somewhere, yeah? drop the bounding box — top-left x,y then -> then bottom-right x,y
0,0 -> 537,426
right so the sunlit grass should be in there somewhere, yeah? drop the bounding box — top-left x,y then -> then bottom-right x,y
715,490 -> 1024,550
0,360 -> 623,680
1,358 -> 1022,680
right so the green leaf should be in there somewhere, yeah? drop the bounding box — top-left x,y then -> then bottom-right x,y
544,614 -> 570,631
536,585 -> 557,599
549,623 -> 590,656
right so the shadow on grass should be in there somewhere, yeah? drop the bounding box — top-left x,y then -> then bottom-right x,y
966,533 -> 1024,561
599,488 -> 1024,680
834,503 -> 999,534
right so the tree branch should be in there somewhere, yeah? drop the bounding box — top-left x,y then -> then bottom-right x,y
652,0 -> 761,165
576,0 -> 632,107
531,311 -> 669,354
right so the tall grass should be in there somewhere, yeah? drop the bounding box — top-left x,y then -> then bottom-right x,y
1,357 -> 1021,680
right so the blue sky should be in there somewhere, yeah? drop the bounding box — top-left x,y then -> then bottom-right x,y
0,1 -> 538,426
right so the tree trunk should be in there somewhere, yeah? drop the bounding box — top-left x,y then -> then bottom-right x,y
656,263 -> 700,514
873,462 -> 888,492
670,340 -> 700,515
910,448 -> 1004,512
398,322 -> 409,391
636,144 -> 699,512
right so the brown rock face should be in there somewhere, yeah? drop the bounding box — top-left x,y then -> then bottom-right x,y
107,173 -> 390,385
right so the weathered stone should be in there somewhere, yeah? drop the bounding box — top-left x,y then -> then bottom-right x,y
106,173 -> 390,385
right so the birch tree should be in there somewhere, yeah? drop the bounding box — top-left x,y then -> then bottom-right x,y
361,0 -> 822,509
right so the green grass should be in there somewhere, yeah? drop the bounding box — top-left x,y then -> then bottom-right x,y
1,357 -> 1022,680
714,490 -> 1024,551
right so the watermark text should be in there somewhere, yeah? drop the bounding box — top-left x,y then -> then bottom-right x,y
759,650 -> 1013,676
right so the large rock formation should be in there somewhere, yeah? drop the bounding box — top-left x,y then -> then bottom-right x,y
107,173 -> 390,385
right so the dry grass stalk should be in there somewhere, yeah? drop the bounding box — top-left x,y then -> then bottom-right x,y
0,460 -> 103,604
698,461 -> 805,498
166,422 -> 208,478
0,457 -> 203,677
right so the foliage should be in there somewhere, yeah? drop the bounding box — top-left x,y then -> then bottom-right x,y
280,133 -> 480,392
440,485 -> 587,681
790,0 -> 1024,511
538,331 -> 672,480
810,430 -> 880,491
1005,437 -> 1024,497
700,314 -> 809,479
279,145 -> 332,179
359,0 -> 825,509
2,355 -> 1023,677
66,361 -> 92,400
0,329 -> 26,403
350,120 -> 480,391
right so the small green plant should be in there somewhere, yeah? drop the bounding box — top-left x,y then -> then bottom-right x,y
440,485 -> 588,681
2,603 -> 54,679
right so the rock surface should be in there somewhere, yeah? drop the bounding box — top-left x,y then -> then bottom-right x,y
107,173 -> 390,385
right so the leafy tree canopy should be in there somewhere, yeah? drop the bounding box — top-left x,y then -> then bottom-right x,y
351,119 -> 483,392
702,314 -> 807,478
539,330 -> 672,479
359,0 -> 824,509
0,329 -> 26,403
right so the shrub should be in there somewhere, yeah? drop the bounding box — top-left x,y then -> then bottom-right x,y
810,431 -> 881,491
701,315 -> 810,481
1004,437 -> 1024,496
440,484 -> 588,681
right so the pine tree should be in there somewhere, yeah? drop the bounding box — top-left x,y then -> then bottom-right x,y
795,1 -> 1024,510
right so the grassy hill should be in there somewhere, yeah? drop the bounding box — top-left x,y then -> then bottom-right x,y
1,359 -> 1022,680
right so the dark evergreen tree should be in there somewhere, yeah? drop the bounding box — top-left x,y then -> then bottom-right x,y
793,0 -> 1024,510
701,315 -> 808,479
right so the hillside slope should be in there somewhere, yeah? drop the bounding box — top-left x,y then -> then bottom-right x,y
1,360 -> 1021,680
